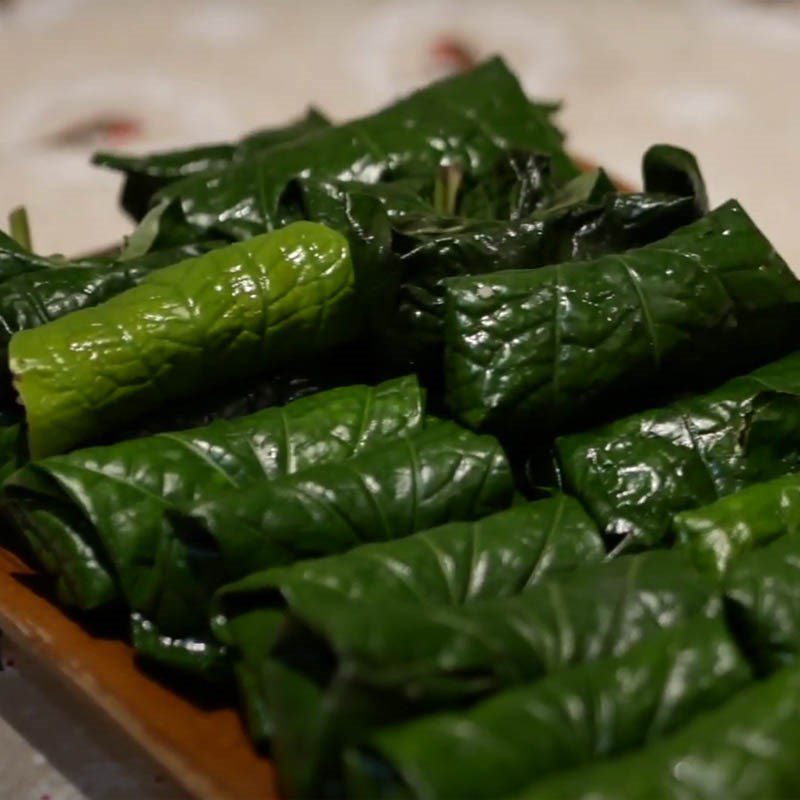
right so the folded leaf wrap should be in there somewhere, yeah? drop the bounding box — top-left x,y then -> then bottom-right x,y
212,496 -> 604,744
9,221 -> 357,457
347,618 -> 751,800
260,551 -> 718,797
557,350 -> 800,552
5,376 -> 424,611
171,421 -> 514,616
386,191 -> 698,374
675,473 -> 800,579
444,201 -> 800,440
514,664 -> 800,800
128,419 -> 513,675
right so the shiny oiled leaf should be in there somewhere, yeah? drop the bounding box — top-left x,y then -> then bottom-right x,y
443,201 -> 800,440
130,420 -> 513,676
387,191 -> 698,375
170,421 -> 514,626
674,473 -> 800,579
5,376 -> 424,611
516,664 -> 800,800
557,350 -> 800,553
262,551 -> 717,798
725,531 -> 800,674
212,496 -> 604,744
348,618 -> 751,800
9,222 -> 357,457
158,58 -> 576,240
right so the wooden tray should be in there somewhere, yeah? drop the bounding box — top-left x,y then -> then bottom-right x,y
0,545 -> 278,800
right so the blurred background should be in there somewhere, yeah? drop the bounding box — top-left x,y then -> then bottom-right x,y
0,0 -> 799,265
1,1 -> 799,798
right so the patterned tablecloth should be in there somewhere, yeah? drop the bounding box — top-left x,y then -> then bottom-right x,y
1,0 -> 799,797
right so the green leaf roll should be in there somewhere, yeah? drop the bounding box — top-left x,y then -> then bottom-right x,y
557,350 -> 800,553
386,190 -> 699,375
157,58 -> 576,240
444,201 -> 800,441
5,376 -> 424,610
674,473 -> 800,579
346,618 -> 751,800
164,421 -> 513,631
513,664 -> 800,800
0,243 -> 215,359
260,551 -> 717,797
9,221 -> 356,457
212,496 -> 604,743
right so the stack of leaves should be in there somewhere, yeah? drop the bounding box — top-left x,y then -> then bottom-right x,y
2,56 -> 800,800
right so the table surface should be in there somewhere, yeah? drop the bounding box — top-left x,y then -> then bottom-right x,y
1,0 -> 800,797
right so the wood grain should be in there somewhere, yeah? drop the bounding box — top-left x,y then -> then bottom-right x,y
0,546 -> 278,800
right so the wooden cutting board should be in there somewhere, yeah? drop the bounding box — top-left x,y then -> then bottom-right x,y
0,545 -> 278,800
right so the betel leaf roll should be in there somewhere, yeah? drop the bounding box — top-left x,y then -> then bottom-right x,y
9,221 -> 356,457
674,473 -> 800,579
725,531 -> 800,674
157,58 -> 576,240
443,201 -> 800,440
212,496 -> 604,743
131,420 -> 512,678
385,190 -> 699,375
163,421 -> 513,628
4,376 -> 423,611
515,664 -> 800,800
346,618 -> 751,800
0,242 -> 216,358
557,350 -> 800,553
93,108 -> 331,220
260,551 -> 717,798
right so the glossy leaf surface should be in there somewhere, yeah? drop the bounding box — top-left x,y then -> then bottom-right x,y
9,221 -> 356,457
213,496 -> 604,744
675,473 -> 800,579
444,201 -> 800,439
262,551 -> 717,797
93,108 -> 331,220
517,664 -> 800,800
349,618 -> 750,800
5,376 -> 423,611
157,59 -> 576,240
725,531 -> 800,673
557,350 -> 800,553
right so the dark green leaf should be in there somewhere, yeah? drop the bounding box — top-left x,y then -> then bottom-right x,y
516,664 -> 800,800
725,530 -> 800,673
157,58 -> 577,240
5,376 -> 424,612
674,473 -> 800,579
348,618 -> 750,800
444,201 -> 800,441
93,108 -> 331,220
557,350 -> 800,553
261,551 -> 717,797
212,496 -> 604,744
386,190 -> 698,377
643,144 -> 708,218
